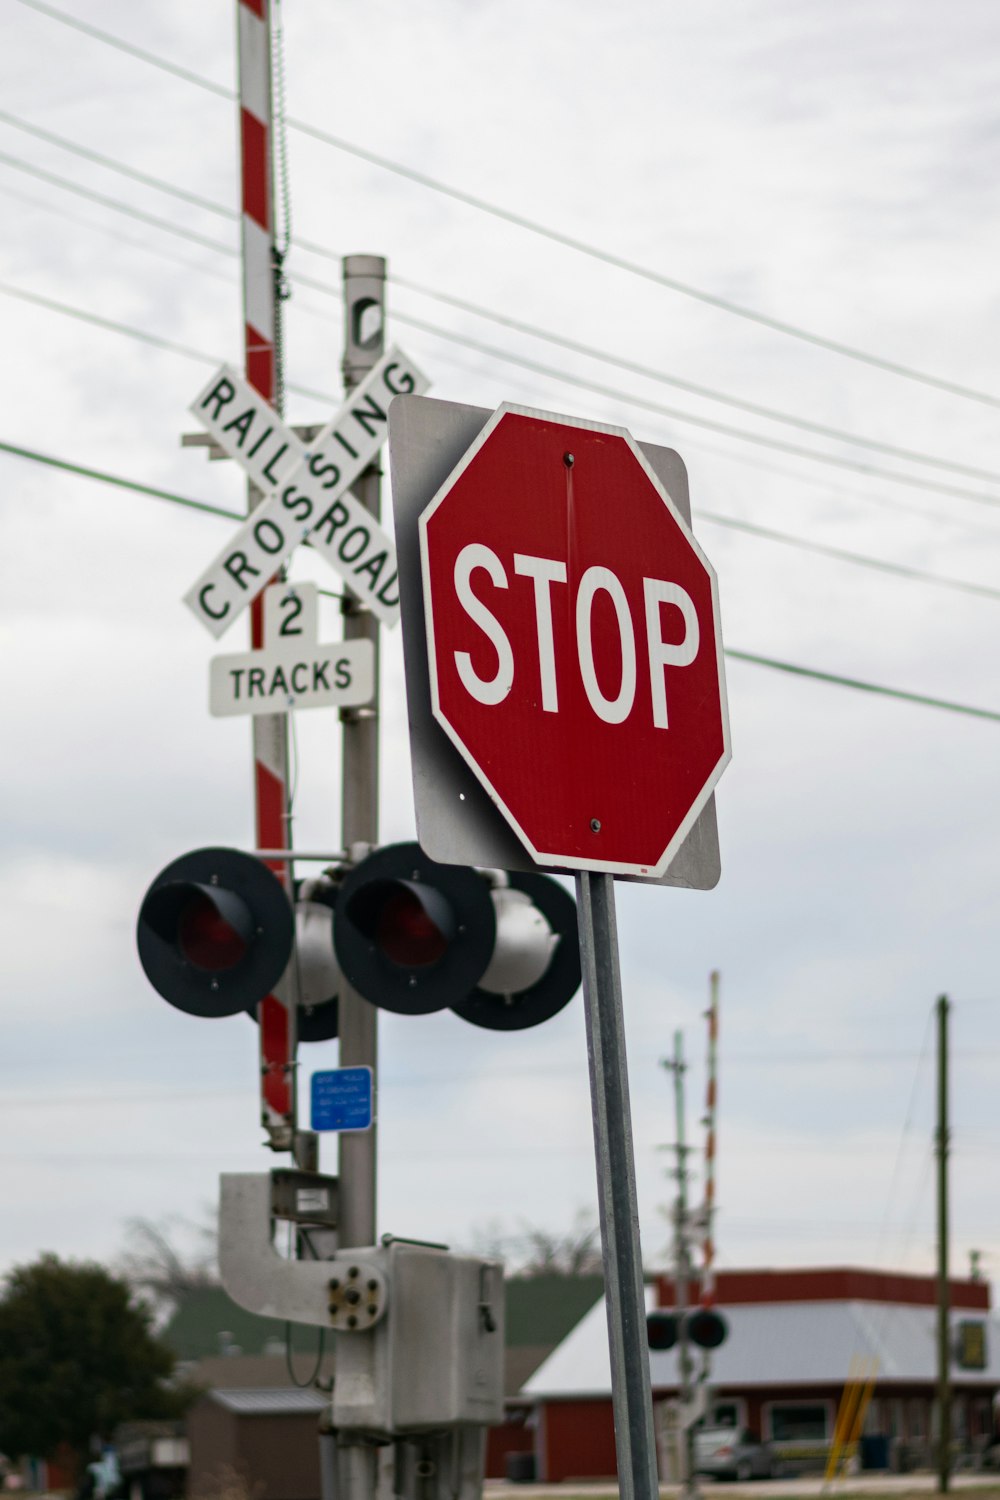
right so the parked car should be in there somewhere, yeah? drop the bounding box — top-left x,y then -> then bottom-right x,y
693,1426 -> 777,1481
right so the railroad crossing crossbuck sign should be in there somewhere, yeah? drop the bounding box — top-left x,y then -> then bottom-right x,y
416,403 -> 731,879
184,346 -> 429,636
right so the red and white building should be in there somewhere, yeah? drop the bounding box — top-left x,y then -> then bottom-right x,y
520,1268 -> 1000,1482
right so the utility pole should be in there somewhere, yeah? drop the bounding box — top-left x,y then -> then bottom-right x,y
936,993 -> 951,1493
662,1032 -> 698,1500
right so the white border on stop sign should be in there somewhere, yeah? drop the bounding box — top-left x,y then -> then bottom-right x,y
416,401 -> 732,880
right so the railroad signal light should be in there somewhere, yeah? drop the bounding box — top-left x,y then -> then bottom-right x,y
333,842 -> 496,1016
240,878 -> 342,1042
646,1308 -> 728,1351
450,871 -> 581,1031
332,842 -> 581,1027
137,847 -> 294,1018
685,1307 -> 728,1349
646,1311 -> 678,1351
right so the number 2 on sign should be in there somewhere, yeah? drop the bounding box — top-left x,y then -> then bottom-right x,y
263,582 -> 320,648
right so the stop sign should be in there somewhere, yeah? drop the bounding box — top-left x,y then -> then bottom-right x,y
418,405 -> 730,879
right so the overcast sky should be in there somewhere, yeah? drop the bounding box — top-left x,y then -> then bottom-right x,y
3,0 -> 1000,1295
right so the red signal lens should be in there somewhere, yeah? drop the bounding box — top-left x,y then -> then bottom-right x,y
178,892 -> 248,971
376,889 -> 447,967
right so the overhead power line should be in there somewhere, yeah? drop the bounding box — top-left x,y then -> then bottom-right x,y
0,108 -> 236,220
725,649 -> 1000,724
13,0 -> 1000,411
5,258 -> 1000,604
5,109 -> 994,491
0,148 -> 238,258
0,279 -> 227,365
6,239 -> 998,605
0,280 -> 334,405
0,437 -> 241,522
0,181 -> 239,289
382,273 -> 1000,487
2,437 -> 999,728
5,126 -> 1000,517
284,117 -> 1000,411
386,307 -> 1000,512
4,182 -> 998,517
695,511 -> 1000,604
11,0 -> 233,100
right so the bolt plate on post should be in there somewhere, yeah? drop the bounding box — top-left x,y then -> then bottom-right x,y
328,1260 -> 387,1329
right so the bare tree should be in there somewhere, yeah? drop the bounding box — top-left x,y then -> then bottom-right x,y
469,1209 -> 603,1276
119,1212 -> 219,1319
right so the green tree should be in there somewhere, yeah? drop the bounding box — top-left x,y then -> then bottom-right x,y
0,1254 -> 187,1465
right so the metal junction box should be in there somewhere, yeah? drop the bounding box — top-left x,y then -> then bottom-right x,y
333,1241 -> 505,1436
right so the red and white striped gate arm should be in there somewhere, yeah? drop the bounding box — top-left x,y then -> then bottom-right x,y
237,0 -> 296,1145
700,971 -> 719,1308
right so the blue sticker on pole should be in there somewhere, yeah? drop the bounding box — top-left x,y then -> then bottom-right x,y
311,1066 -> 374,1132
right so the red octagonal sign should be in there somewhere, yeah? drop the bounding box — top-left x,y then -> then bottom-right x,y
418,405 -> 731,879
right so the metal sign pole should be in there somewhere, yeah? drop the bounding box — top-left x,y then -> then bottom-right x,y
331,256 -> 386,1500
575,871 -> 659,1500
336,255 -> 385,1251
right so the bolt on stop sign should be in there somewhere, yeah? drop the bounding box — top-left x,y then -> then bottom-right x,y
418,404 -> 731,878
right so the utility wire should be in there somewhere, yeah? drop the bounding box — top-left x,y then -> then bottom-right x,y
4,134 -> 1000,511
4,1047 -> 1000,1107
0,281 -> 334,405
4,203 -> 997,517
389,307 -> 1000,512
0,279 -> 228,367
675,430 -> 1000,540
695,511 -> 1000,604
0,108 -> 235,220
0,437 -> 241,521
11,0 -> 234,100
873,1006 -> 936,1272
3,145 -> 1000,603
4,271 -> 1000,608
0,149 -> 238,258
383,273 -> 1000,487
3,110 -> 997,491
12,0 -> 1000,410
0,180 -> 239,288
725,649 -> 1000,724
9,151 -> 993,555
2,437 -> 999,728
286,114 -> 1000,411
299,268 -> 1000,488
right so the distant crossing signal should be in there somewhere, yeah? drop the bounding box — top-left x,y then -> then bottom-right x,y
646,1307 -> 728,1351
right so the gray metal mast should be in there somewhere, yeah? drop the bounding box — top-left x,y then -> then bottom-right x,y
337,255 -> 385,1253
330,258 -> 386,1500
577,872 -> 660,1500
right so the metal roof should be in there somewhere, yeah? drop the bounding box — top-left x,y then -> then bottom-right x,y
208,1387 -> 329,1415
522,1292 -> 1000,1399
